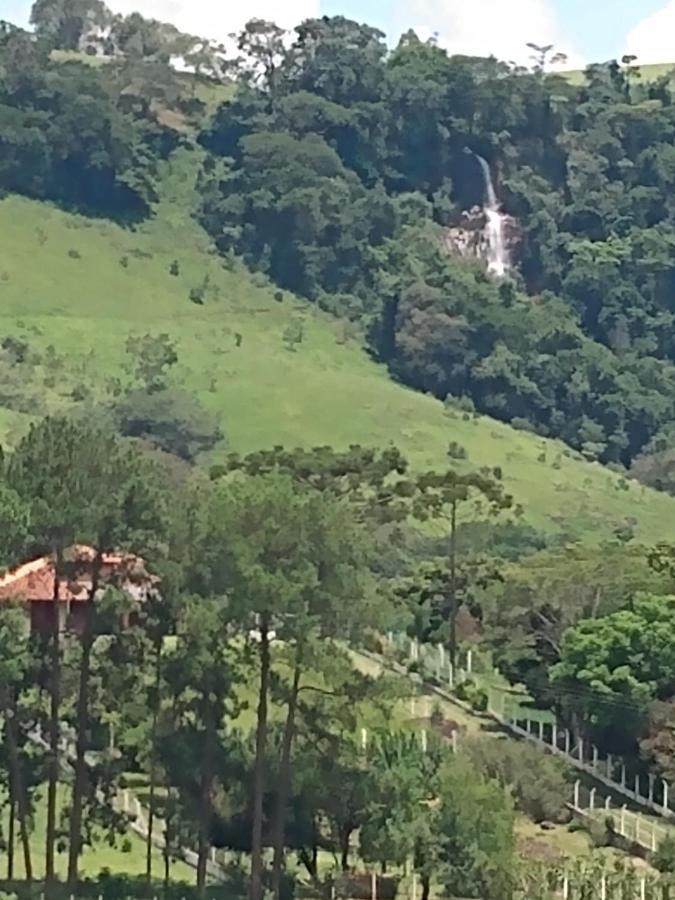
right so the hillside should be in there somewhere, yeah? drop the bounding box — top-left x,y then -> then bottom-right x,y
2,149 -> 674,542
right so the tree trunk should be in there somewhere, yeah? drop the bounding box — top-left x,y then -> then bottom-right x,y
421,873 -> 431,900
271,640 -> 303,900
67,549 -> 103,884
250,611 -> 271,900
2,692 -> 33,882
45,549 -> 63,886
449,497 -> 458,670
340,826 -> 351,871
6,788 -> 14,880
146,638 -> 162,883
196,709 -> 214,895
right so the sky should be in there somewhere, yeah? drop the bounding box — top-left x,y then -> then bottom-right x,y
3,0 -> 675,67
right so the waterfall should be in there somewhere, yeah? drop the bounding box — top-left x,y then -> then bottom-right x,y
475,154 -> 510,277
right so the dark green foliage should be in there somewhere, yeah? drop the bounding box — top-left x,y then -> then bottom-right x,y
111,388 -> 223,461
0,26 -> 175,217
197,21 -> 675,465
463,735 -> 571,823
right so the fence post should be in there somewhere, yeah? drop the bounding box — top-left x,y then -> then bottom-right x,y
573,780 -> 580,809
600,875 -> 606,900
562,874 -> 569,900
605,796 -> 611,810
466,649 -> 473,674
371,871 -> 377,900
448,662 -> 454,690
652,823 -> 657,852
634,773 -> 640,800
565,729 -> 571,755
635,813 -> 640,842
620,805 -> 627,836
649,772 -> 655,804
592,745 -> 598,768
538,720 -> 544,742
411,872 -> 417,900
606,753 -> 613,779
420,729 -> 427,754
589,787 -> 596,811
578,737 -> 584,763
552,722 -> 558,750
410,697 -> 416,718
663,779 -> 669,813
640,876 -> 646,900
361,727 -> 368,751
452,730 -> 458,754
621,764 -> 627,789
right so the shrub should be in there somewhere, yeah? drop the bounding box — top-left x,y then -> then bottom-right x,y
67,248 -> 81,259
463,734 -> 572,823
170,259 -> 180,276
653,835 -> 675,872
447,441 -> 468,460
274,290 -> 284,303
112,388 -> 223,462
119,255 -> 129,268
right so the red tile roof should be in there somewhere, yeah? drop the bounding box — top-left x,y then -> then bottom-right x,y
0,546 -> 151,604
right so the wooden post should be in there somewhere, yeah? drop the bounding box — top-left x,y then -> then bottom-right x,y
420,729 -> 427,754
573,780 -> 580,809
578,737 -> 584,763
466,649 -> 473,674
565,729 -> 571,755
649,772 -> 655,804
448,662 -> 454,690
538,720 -> 544,742
371,871 -> 377,900
605,796 -> 611,810
411,873 -> 417,900
361,728 -> 368,751
552,722 -> 558,749
621,763 -> 626,788
652,824 -> 657,852
562,874 -> 569,900
635,813 -> 641,842
589,788 -> 596,811
592,745 -> 598,768
600,875 -> 606,900
620,805 -> 626,836
452,730 -> 458,754
607,753 -> 613,779
640,876 -> 646,900
634,773 -> 640,799
663,779 -> 669,813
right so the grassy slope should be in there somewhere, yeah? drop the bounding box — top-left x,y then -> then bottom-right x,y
563,61 -> 675,84
2,148 -> 675,542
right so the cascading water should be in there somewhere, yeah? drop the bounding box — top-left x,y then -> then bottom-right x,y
475,154 -> 510,277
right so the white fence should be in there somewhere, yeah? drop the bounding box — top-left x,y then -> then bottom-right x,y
383,634 -> 675,823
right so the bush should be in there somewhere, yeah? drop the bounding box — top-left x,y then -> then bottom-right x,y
112,388 -> 223,462
653,835 -> 675,872
447,441 -> 468,460
67,248 -> 81,259
455,679 -> 487,710
463,734 -> 572,823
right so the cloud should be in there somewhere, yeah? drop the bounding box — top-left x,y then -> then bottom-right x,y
624,1 -> 675,65
107,0 -> 319,40
393,0 -> 583,69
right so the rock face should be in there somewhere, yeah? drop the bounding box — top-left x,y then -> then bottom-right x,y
442,205 -> 520,273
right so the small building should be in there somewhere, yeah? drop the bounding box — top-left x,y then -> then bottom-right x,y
0,545 -> 154,636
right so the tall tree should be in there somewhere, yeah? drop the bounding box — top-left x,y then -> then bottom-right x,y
191,473 -> 372,900
7,416 -> 165,883
413,468 -> 514,667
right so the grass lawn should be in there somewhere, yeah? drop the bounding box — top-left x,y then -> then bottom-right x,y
0,785 -> 195,882
2,148 -> 675,543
